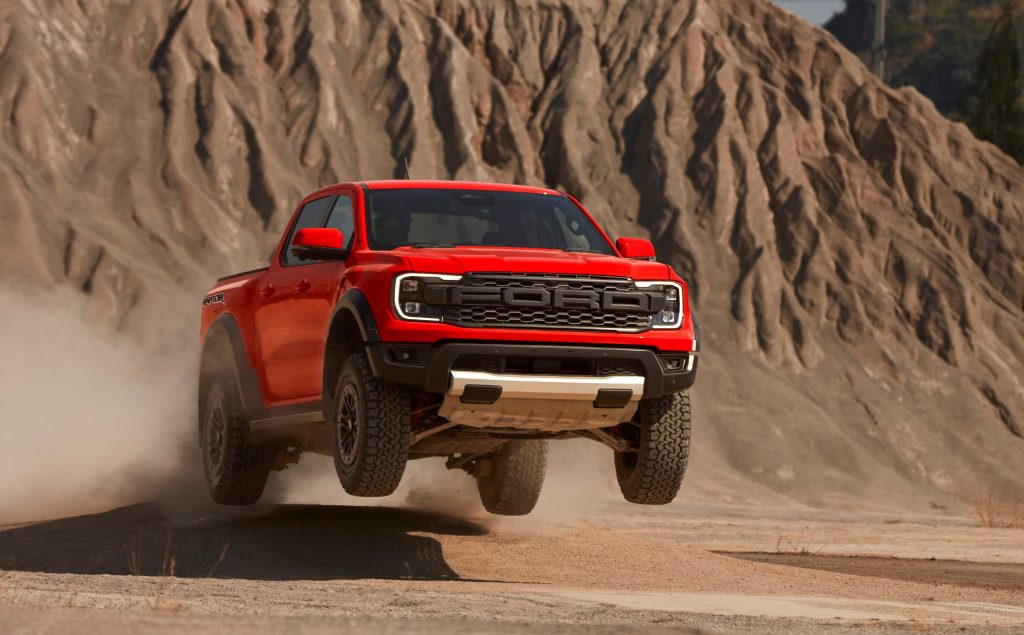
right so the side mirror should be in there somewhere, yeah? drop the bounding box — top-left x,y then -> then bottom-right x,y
290,228 -> 348,261
616,237 -> 656,260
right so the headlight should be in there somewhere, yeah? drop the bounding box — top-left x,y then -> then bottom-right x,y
392,273 -> 460,321
635,281 -> 685,329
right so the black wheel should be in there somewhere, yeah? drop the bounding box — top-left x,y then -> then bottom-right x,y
614,390 -> 691,505
476,440 -> 548,516
332,353 -> 410,496
201,375 -> 271,505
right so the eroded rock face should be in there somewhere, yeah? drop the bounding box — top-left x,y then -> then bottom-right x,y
1,0 -> 1022,507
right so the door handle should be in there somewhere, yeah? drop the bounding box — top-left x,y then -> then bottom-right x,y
260,284 -> 275,298
294,279 -> 311,294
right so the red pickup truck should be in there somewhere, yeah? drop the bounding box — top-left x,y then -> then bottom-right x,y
198,180 -> 698,515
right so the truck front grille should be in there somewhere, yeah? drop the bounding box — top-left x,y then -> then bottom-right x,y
443,305 -> 652,331
435,273 -> 660,332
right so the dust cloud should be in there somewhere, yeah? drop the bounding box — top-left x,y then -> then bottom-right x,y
270,439 -> 622,527
0,288 -> 202,524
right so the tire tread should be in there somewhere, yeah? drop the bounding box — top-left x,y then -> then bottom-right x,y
334,353 -> 410,497
477,441 -> 547,516
202,376 -> 271,505
615,391 -> 691,505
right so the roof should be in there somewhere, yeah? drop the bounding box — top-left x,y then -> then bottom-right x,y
361,180 -> 563,196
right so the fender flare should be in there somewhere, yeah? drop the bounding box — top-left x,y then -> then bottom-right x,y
321,288 -> 381,418
329,287 -> 381,343
200,313 -> 264,418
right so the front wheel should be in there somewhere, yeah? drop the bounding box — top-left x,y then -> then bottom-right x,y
614,391 -> 691,505
331,353 -> 411,497
476,440 -> 548,516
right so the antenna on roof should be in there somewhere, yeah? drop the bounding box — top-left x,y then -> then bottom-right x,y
403,157 -> 411,180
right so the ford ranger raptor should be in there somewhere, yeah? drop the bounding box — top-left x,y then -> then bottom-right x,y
198,180 -> 699,515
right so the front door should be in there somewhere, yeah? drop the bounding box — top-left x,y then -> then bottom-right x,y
254,194 -> 334,405
284,192 -> 357,400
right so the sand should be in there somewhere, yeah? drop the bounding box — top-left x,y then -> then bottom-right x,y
1,498 -> 1022,634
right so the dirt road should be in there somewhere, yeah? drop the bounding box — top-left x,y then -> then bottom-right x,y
1,496 -> 1022,634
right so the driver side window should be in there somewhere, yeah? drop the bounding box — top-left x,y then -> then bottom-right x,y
282,196 -> 333,266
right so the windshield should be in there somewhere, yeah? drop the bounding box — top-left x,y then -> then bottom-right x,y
365,188 -> 615,255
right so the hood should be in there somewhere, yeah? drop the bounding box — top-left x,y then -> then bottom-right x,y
387,246 -> 673,280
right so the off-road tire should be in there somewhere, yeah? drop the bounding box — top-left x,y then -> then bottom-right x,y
332,352 -> 410,497
201,375 -> 272,505
614,390 -> 691,505
476,440 -> 548,516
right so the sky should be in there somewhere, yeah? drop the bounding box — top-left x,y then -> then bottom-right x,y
772,0 -> 845,25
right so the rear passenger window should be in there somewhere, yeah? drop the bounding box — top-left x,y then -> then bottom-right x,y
282,196 -> 333,266
325,195 -> 355,250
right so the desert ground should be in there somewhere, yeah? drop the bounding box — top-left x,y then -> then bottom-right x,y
2,452 -> 1022,635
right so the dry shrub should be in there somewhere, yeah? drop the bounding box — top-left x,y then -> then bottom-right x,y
975,494 -> 1024,529
774,529 -> 829,555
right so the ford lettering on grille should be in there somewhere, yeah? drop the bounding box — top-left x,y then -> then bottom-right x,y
422,274 -> 665,332
445,286 -> 662,312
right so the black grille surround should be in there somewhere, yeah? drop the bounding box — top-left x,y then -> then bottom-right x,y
426,273 -> 665,333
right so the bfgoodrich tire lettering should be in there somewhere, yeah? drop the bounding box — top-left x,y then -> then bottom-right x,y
201,375 -> 272,505
614,390 -> 691,505
332,352 -> 410,496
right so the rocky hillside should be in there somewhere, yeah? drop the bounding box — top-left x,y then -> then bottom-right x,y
2,0 -> 1023,508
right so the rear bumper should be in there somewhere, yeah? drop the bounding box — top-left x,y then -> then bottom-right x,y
365,341 -> 698,399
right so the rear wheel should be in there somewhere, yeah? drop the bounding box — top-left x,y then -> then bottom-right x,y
332,353 -> 410,496
476,440 -> 548,516
201,375 -> 272,505
614,391 -> 691,505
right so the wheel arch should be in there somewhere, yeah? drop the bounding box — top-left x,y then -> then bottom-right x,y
322,289 -> 380,419
199,313 -> 264,423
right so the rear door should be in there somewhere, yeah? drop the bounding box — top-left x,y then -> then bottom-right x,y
254,194 -> 334,405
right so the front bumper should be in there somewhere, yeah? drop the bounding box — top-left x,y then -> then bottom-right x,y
365,341 -> 698,399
